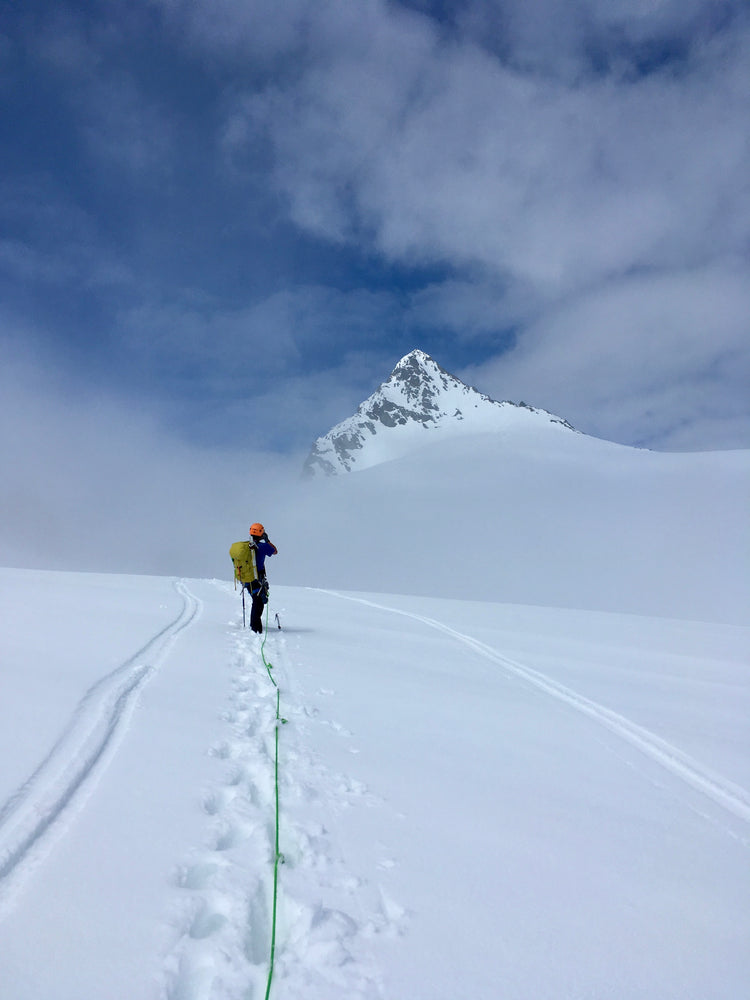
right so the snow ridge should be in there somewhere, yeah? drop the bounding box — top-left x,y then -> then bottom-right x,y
303,348 -> 575,476
318,589 -> 750,835
0,580 -> 200,913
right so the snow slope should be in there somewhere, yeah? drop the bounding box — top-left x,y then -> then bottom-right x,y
1,568 -> 748,999
281,427 -> 750,626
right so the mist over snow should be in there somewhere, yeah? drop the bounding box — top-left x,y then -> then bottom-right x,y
275,426 -> 749,626
0,349 -> 302,577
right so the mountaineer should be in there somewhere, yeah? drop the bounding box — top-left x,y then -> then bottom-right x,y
229,523 -> 278,633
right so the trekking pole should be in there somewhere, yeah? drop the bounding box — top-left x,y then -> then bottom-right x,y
275,613 -> 282,630
242,586 -> 246,628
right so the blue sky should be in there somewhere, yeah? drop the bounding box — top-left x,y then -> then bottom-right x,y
1,0 -> 749,480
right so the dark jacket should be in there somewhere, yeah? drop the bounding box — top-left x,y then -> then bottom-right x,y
253,538 -> 277,576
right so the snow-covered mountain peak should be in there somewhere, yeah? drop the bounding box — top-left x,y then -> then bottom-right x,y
303,348 -> 575,477
384,348 -> 461,401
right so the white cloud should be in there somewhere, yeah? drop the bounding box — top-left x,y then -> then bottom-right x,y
462,261 -> 750,449
223,0 -> 750,447
247,9 -> 749,294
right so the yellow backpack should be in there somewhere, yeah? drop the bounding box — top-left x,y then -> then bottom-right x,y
229,541 -> 258,584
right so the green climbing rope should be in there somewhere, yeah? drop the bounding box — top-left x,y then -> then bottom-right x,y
260,600 -> 284,1000
260,599 -> 276,688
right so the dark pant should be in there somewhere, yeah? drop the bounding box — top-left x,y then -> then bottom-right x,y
244,578 -> 269,633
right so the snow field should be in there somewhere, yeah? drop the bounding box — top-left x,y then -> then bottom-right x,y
0,570 -> 748,999
0,577 -> 199,915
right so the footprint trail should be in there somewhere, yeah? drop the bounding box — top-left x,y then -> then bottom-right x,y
164,604 -> 398,1000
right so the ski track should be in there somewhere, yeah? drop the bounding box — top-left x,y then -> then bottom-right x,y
316,589 -> 750,834
163,601 -> 401,1000
0,579 -> 201,916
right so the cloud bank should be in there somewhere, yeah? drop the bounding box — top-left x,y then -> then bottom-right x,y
0,342 -> 300,577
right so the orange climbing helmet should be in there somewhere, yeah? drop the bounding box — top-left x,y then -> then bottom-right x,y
249,522 -> 265,538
